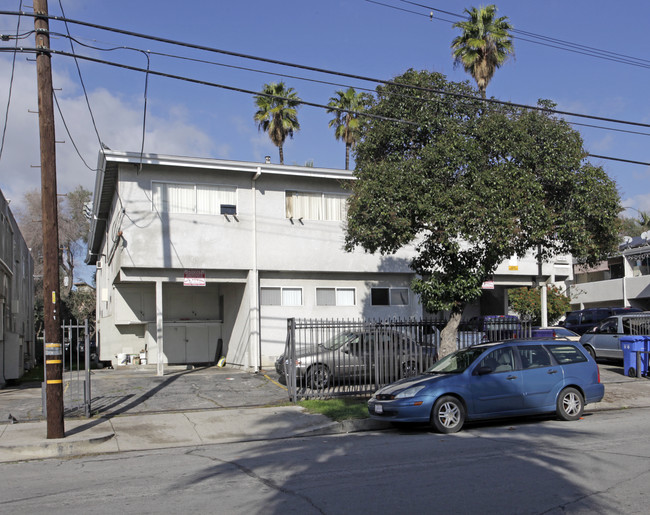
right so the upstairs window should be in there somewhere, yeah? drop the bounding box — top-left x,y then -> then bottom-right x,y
285,191 -> 348,221
153,182 -> 237,215
260,287 -> 303,306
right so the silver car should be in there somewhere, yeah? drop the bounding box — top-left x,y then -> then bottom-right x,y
580,312 -> 650,360
276,329 -> 437,389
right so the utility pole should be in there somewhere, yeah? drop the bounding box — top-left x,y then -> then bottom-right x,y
34,0 -> 64,439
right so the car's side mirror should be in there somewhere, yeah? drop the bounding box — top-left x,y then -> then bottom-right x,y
475,366 -> 493,376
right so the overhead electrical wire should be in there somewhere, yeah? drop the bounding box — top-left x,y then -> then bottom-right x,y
3,9 -> 650,130
0,1 -> 23,163
393,1 -> 650,69
41,29 -> 650,141
56,0 -> 103,151
7,45 -> 644,167
0,9 -> 648,167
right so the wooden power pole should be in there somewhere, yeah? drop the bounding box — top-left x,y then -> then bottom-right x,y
34,0 -> 64,439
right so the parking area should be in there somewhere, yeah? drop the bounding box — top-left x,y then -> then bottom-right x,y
1,360 -> 648,426
1,365 -> 289,424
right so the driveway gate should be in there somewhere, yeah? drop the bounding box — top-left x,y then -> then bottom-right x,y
43,319 -> 93,418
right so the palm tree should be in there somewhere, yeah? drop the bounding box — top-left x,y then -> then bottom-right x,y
326,88 -> 370,170
451,4 -> 514,98
253,82 -> 301,164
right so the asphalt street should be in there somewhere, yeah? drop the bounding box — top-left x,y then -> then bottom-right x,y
2,406 -> 650,514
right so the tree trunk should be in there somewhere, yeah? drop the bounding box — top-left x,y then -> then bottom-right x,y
439,311 -> 463,358
345,143 -> 350,170
278,145 -> 284,165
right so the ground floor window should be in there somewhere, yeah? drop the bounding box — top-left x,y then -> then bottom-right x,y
316,287 -> 356,306
371,287 -> 409,306
260,287 -> 303,306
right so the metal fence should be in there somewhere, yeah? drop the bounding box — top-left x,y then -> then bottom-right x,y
279,317 -> 531,401
43,319 -> 93,418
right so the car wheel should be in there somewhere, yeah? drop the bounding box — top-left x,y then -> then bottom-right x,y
556,387 -> 584,421
584,345 -> 597,361
306,364 -> 330,390
431,395 -> 465,434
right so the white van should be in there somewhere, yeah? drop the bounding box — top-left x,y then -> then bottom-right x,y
579,312 -> 650,360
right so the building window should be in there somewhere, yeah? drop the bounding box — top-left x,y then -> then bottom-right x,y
260,287 -> 303,306
152,182 -> 237,215
285,191 -> 348,221
316,288 -> 356,306
371,287 -> 409,306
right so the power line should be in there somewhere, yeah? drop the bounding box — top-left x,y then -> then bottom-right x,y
4,9 -> 650,130
13,46 -> 647,168
2,11 -> 647,169
0,1 -> 23,163
41,29 -> 650,141
56,0 -> 103,150
392,1 -> 650,69
588,154 -> 650,167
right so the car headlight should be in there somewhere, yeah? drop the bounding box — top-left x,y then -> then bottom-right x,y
395,385 -> 426,399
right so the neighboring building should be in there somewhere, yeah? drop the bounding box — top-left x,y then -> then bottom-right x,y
85,151 -> 573,372
0,189 -> 35,386
570,236 -> 650,311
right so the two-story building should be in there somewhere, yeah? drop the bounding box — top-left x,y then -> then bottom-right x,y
570,235 -> 650,311
85,151 -> 573,373
1,189 -> 35,386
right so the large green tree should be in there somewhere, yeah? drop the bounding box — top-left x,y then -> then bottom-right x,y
253,81 -> 301,164
345,70 -> 621,357
326,87 -> 372,170
508,286 -> 571,326
451,4 -> 514,98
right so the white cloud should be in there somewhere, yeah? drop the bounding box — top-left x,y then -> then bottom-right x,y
0,56 -> 217,212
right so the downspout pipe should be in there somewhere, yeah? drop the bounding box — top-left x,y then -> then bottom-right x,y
252,167 -> 262,371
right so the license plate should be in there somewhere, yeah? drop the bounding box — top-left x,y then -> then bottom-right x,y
374,404 -> 383,414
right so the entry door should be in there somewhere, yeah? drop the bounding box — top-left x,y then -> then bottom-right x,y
164,325 -> 186,363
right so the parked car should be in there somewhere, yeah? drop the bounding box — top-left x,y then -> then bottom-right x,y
579,312 -> 650,360
458,315 -> 522,346
531,327 -> 580,341
368,339 -> 604,433
276,328 -> 437,389
560,307 -> 643,335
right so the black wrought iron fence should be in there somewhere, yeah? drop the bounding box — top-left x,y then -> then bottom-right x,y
280,317 -> 531,401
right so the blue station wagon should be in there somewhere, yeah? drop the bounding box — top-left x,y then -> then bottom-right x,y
368,340 -> 604,433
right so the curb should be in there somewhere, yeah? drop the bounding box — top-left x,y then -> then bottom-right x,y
0,433 -> 115,463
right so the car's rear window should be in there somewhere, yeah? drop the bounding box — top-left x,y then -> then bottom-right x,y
545,344 -> 588,364
564,312 -> 581,324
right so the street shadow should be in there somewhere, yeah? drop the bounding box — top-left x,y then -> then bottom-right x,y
65,366 -> 211,437
164,412 -> 620,514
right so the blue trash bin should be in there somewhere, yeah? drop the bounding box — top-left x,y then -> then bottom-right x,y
621,336 -> 649,378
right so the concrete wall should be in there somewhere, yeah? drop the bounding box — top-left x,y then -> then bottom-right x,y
0,190 -> 34,385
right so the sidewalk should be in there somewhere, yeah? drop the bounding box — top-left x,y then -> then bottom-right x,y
1,363 -> 649,463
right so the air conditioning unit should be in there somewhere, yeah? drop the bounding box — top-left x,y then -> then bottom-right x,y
96,260 -> 102,270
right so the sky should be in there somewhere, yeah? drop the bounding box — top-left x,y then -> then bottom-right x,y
1,0 -> 650,276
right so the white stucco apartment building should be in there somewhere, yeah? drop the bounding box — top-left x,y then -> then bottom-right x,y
1,189 -> 35,386
86,151 -> 573,373
570,235 -> 650,311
